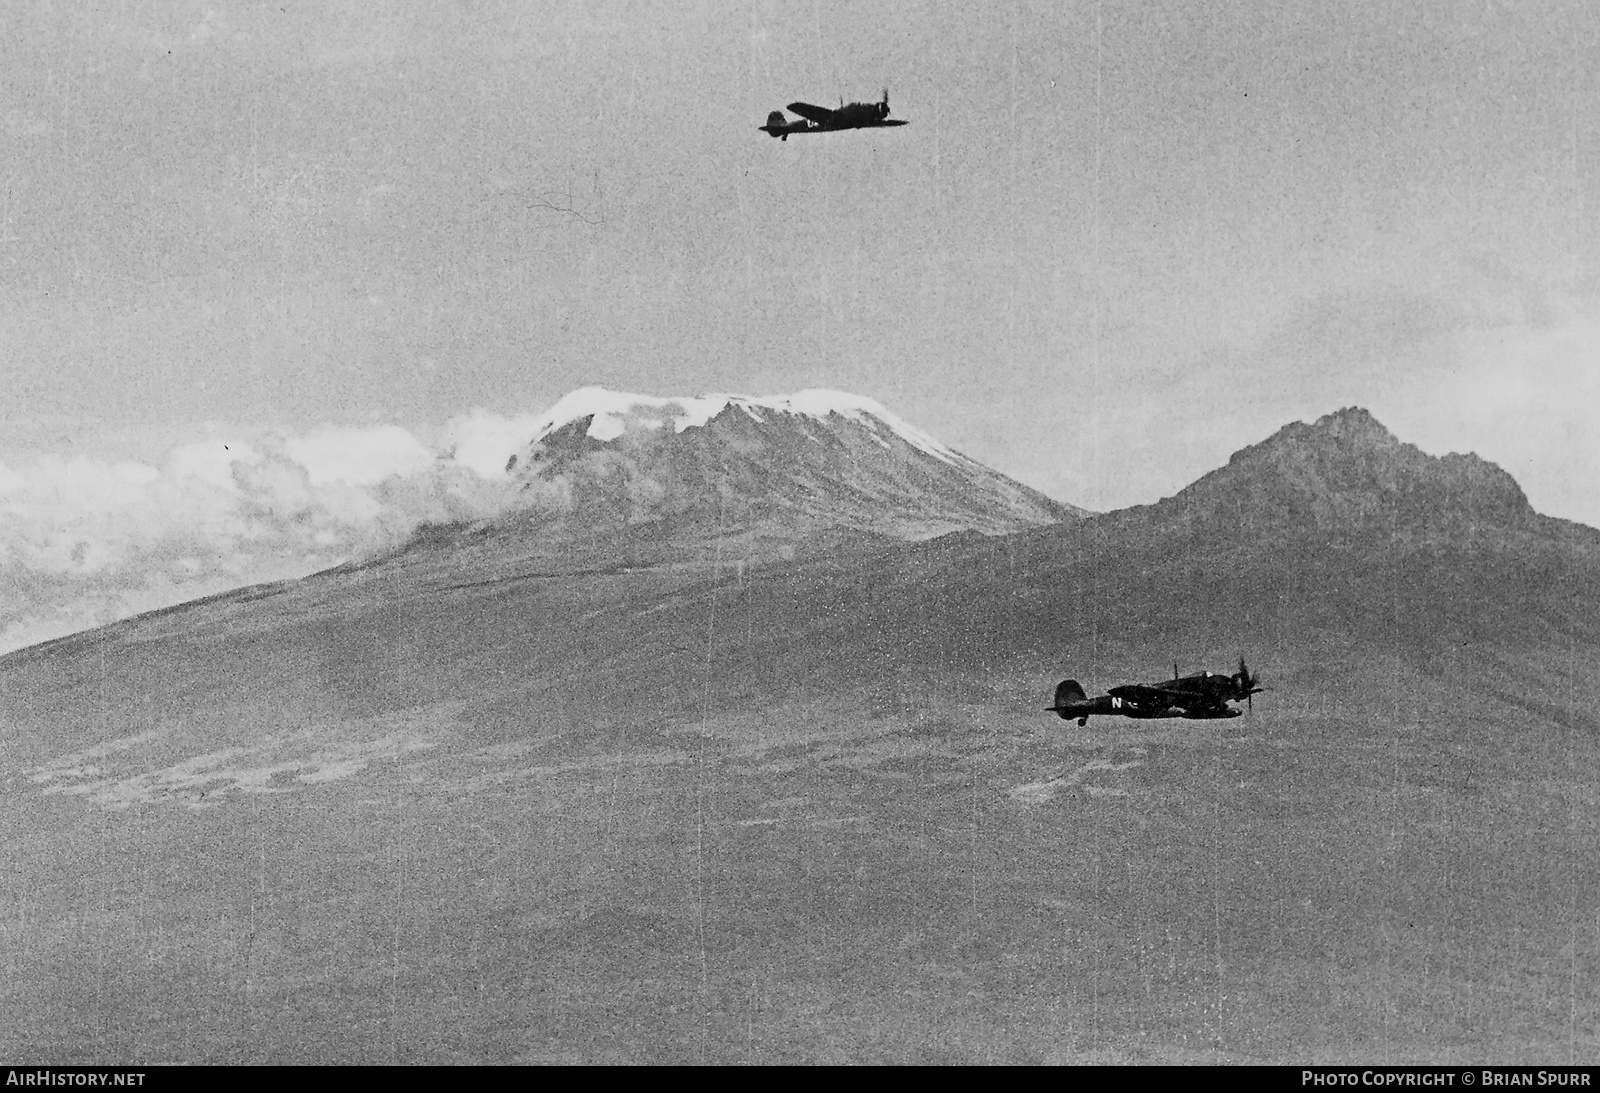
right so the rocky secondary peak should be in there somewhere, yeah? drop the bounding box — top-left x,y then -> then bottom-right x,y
1167,406 -> 1533,533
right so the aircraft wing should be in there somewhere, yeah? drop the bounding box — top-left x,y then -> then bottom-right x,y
786,102 -> 837,125
1109,683 -> 1226,710
1171,692 -> 1235,716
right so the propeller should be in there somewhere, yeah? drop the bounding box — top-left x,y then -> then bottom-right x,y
1232,656 -> 1265,710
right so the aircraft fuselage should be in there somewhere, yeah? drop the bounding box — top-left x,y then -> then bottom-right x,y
761,96 -> 909,139
1048,675 -> 1248,727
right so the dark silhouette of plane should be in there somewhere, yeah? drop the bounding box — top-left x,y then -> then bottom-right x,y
1047,658 -> 1265,726
760,90 -> 909,140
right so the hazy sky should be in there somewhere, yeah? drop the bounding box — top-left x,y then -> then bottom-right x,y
3,1 -> 1599,649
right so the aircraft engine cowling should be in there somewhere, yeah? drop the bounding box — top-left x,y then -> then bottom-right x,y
766,111 -> 787,129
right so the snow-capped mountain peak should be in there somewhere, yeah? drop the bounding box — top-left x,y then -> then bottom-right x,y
528,386 -> 965,466
481,385 -> 1083,555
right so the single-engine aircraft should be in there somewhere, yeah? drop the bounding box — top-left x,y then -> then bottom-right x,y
760,89 -> 909,140
1047,658 -> 1265,726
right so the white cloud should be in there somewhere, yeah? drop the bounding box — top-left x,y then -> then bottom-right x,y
0,412 -> 551,655
284,424 -> 435,487
438,407 -> 553,478
165,439 -> 253,492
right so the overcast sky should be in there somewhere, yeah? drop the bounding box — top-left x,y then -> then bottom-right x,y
3,1 -> 1598,650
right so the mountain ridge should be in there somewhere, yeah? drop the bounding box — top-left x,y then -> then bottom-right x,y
3,400 -> 1588,665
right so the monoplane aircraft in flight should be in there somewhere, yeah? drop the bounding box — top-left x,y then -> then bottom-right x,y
1047,658 -> 1265,726
760,90 -> 909,140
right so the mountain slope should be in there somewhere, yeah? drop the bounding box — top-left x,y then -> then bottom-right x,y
2,406 -> 1598,1063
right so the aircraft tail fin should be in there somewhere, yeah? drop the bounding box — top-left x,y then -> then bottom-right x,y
1052,679 -> 1087,710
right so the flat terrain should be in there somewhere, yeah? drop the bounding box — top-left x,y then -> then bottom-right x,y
3,545 -> 1597,1063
